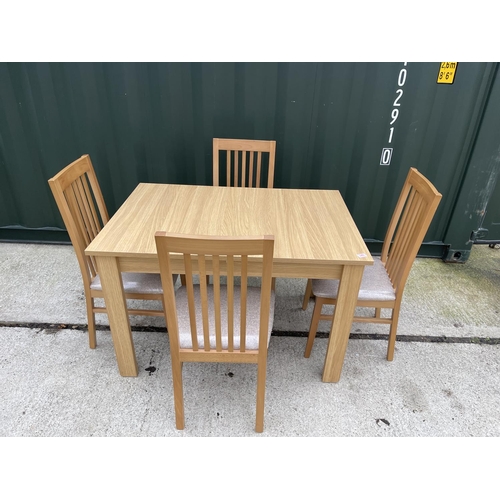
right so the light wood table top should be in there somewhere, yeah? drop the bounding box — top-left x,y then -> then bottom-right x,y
85,183 -> 373,382
86,183 -> 373,275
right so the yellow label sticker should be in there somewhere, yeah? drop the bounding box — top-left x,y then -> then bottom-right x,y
437,62 -> 458,84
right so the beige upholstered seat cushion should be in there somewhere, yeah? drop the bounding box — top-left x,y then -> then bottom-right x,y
91,272 -> 178,294
312,257 -> 396,301
174,284 -> 275,350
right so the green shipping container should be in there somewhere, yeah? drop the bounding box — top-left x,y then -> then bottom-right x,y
0,62 -> 499,261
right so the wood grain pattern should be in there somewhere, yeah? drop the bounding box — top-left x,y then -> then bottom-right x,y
86,184 -> 373,270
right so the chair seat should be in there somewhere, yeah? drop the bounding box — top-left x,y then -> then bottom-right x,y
312,257 -> 396,302
175,285 -> 275,350
90,272 -> 165,294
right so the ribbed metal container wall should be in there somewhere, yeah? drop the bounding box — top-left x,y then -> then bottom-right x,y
0,62 -> 498,259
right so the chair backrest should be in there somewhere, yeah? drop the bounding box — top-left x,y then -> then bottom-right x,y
155,233 -> 274,356
381,167 -> 442,293
213,138 -> 276,188
48,155 -> 109,288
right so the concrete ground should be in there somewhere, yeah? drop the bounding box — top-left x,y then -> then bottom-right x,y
1,242 -> 499,438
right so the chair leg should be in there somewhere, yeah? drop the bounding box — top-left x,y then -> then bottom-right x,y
171,357 -> 185,430
86,295 -> 97,349
386,307 -> 400,361
304,297 -> 325,358
271,277 -> 276,291
302,279 -> 313,310
255,356 -> 267,433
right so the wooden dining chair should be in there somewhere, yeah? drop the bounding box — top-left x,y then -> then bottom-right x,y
48,154 -> 173,349
155,232 -> 275,433
213,138 -> 276,188
301,167 -> 442,361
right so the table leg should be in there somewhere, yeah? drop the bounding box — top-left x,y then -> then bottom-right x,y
96,256 -> 138,377
322,264 -> 364,382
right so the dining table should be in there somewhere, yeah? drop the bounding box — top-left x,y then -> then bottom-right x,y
85,183 -> 373,382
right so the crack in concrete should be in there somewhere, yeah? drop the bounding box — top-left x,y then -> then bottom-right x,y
1,321 -> 499,344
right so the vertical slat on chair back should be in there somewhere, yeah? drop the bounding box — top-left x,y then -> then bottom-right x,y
48,155 -> 109,285
155,233 -> 274,355
64,173 -> 100,277
225,151 -> 265,188
381,168 -> 442,292
213,138 -> 276,188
